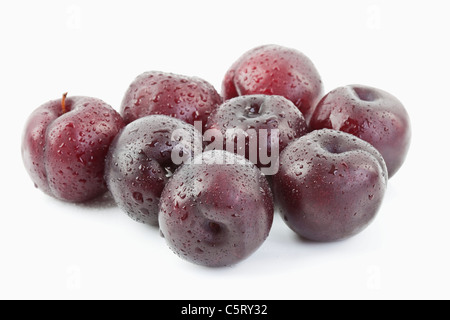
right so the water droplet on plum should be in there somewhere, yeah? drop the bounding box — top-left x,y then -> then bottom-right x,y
133,192 -> 144,203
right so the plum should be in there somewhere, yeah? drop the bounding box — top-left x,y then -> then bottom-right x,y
222,44 -> 323,122
159,150 -> 274,267
205,95 -> 308,175
22,93 -> 124,202
309,84 -> 411,177
105,115 -> 202,225
274,129 -> 388,242
121,71 -> 222,130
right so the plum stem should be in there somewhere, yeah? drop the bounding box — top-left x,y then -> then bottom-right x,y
62,92 -> 68,114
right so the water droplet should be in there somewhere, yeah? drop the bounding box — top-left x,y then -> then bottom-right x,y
165,167 -> 173,178
134,96 -> 144,106
133,192 -> 144,203
329,164 -> 338,175
153,94 -> 161,103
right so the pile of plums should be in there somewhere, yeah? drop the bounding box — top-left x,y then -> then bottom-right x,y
22,45 -> 411,267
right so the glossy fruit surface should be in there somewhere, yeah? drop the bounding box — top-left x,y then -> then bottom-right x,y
206,95 -> 308,172
105,115 -> 202,225
22,95 -> 125,202
309,85 -> 411,177
121,71 -> 222,129
274,129 -> 388,242
159,150 -> 274,267
222,44 -> 323,122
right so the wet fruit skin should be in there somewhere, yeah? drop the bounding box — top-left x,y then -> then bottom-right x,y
205,95 -> 308,169
120,71 -> 222,129
21,96 -> 125,202
222,44 -> 324,122
105,115 -> 203,226
309,85 -> 411,178
159,150 -> 274,267
273,129 -> 388,242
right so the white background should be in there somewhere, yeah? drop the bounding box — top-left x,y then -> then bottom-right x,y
1,0 -> 449,300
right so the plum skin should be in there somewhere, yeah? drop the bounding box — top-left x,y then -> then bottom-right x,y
273,129 -> 388,242
120,71 -> 222,129
105,115 -> 203,226
206,94 -> 308,171
222,44 -> 324,122
159,150 -> 274,267
309,84 -> 411,178
22,96 -> 125,203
